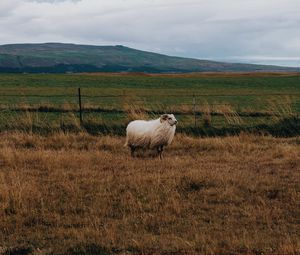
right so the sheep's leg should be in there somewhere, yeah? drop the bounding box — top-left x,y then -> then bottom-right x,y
156,147 -> 160,158
160,146 -> 164,159
130,145 -> 136,157
157,146 -> 164,159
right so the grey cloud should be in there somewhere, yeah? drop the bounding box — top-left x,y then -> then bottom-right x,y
29,0 -> 80,3
0,0 -> 300,66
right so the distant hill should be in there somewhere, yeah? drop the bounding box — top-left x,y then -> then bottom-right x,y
0,43 -> 299,73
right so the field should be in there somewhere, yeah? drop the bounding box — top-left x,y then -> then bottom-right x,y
0,132 -> 299,254
0,72 -> 300,136
0,73 -> 300,254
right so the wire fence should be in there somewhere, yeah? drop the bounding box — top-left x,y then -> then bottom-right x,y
1,93 -> 300,98
0,88 -> 299,120
0,87 -> 299,136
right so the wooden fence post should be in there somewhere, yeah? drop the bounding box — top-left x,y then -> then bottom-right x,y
78,88 -> 83,125
193,94 -> 196,127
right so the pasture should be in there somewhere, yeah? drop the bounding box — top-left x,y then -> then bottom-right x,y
0,73 -> 300,254
0,72 -> 300,136
0,132 -> 299,255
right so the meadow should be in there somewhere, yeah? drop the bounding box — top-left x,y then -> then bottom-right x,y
0,72 -> 300,136
0,73 -> 299,254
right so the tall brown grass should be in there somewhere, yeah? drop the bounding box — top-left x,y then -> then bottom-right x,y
0,132 -> 299,254
200,101 -> 212,127
121,95 -> 148,121
266,96 -> 297,121
214,103 -> 243,125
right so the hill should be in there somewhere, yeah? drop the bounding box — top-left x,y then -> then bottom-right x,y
0,43 -> 299,73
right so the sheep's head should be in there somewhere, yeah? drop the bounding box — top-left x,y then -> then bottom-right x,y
160,114 -> 178,126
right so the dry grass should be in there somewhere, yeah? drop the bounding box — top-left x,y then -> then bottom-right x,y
0,132 -> 299,255
213,104 -> 243,125
266,96 -> 297,121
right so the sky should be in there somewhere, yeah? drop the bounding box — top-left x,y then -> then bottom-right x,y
0,0 -> 300,67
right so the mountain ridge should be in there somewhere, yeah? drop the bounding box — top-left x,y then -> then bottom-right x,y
0,43 -> 299,73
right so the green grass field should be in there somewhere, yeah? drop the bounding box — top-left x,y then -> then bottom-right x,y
0,73 -> 300,136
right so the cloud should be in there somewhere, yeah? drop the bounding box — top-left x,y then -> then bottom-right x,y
0,0 -> 299,66
29,0 -> 80,3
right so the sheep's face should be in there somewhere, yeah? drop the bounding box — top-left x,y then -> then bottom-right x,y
160,114 -> 178,126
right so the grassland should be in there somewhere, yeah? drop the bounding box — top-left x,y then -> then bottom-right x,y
0,73 -> 300,254
0,72 -> 300,136
0,132 -> 299,255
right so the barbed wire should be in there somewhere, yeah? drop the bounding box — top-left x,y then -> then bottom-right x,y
0,93 -> 300,98
0,90 -> 299,115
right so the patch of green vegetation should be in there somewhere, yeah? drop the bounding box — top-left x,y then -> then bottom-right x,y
0,73 -> 299,136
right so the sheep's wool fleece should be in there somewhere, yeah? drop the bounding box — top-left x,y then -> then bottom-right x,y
126,119 -> 175,148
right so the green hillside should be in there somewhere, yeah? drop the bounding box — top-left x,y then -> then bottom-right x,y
0,43 -> 299,73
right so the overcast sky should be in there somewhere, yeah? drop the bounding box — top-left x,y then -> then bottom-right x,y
0,0 -> 300,66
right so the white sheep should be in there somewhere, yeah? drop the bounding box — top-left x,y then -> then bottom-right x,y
124,114 -> 178,158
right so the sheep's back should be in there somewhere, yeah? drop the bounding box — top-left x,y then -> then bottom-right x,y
126,120 -> 154,135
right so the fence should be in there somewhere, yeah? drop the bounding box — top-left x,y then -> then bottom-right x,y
0,88 -> 299,132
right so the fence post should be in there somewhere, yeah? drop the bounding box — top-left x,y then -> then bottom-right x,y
193,93 -> 196,127
78,88 -> 83,125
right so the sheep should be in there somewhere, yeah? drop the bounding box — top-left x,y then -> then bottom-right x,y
124,114 -> 178,159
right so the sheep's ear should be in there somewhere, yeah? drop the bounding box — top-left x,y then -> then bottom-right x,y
160,114 -> 168,123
